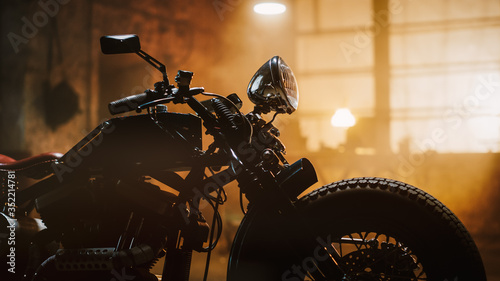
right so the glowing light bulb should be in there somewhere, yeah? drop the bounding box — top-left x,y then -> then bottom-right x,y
331,108 -> 356,128
253,3 -> 287,15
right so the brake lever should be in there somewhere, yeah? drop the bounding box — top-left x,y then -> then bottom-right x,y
137,96 -> 177,111
136,87 -> 205,111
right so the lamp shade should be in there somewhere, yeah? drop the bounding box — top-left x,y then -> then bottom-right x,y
331,108 -> 356,128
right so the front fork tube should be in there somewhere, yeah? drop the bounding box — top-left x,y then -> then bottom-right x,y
162,230 -> 193,281
270,189 -> 347,280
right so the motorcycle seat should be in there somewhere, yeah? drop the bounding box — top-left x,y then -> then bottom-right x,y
0,152 -> 63,179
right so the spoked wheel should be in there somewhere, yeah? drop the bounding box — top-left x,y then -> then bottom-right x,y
291,231 -> 427,281
333,232 -> 427,280
228,177 -> 487,281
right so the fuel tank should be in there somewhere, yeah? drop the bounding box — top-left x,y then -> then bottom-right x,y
56,112 -> 202,178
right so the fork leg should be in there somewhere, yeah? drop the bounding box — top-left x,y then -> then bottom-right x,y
161,230 -> 193,281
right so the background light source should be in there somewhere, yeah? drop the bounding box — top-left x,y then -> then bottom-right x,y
253,2 -> 286,15
331,108 -> 356,128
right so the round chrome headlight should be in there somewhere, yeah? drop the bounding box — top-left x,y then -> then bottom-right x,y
247,56 -> 299,114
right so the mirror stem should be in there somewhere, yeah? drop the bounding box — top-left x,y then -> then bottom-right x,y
135,50 -> 170,85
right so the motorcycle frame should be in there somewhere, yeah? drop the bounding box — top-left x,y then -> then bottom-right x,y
142,93 -> 346,281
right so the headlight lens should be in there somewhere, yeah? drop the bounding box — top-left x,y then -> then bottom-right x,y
247,56 -> 299,114
279,61 -> 298,111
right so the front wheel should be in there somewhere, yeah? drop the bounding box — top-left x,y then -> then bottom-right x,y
228,177 -> 486,281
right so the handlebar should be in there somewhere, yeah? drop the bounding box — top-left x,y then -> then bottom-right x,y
108,90 -> 162,115
108,86 -> 207,115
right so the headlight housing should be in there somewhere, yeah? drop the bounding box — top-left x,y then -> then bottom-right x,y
247,56 -> 299,114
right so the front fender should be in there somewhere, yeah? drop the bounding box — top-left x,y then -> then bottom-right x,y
227,202 -> 290,281
227,158 -> 318,281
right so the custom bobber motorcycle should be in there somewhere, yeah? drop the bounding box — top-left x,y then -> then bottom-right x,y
0,35 -> 487,281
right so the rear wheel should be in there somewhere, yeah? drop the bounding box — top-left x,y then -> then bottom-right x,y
228,177 -> 487,281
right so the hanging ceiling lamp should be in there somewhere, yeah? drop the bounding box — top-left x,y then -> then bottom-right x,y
253,2 -> 287,15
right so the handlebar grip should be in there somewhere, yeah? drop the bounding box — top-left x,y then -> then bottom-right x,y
108,91 -> 152,115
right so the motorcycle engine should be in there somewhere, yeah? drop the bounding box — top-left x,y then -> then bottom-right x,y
35,177 -> 177,268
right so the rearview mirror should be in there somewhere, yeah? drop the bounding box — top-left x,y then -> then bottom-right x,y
100,34 -> 141,54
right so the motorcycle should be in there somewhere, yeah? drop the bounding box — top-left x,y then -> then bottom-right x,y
1,34 -> 487,281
